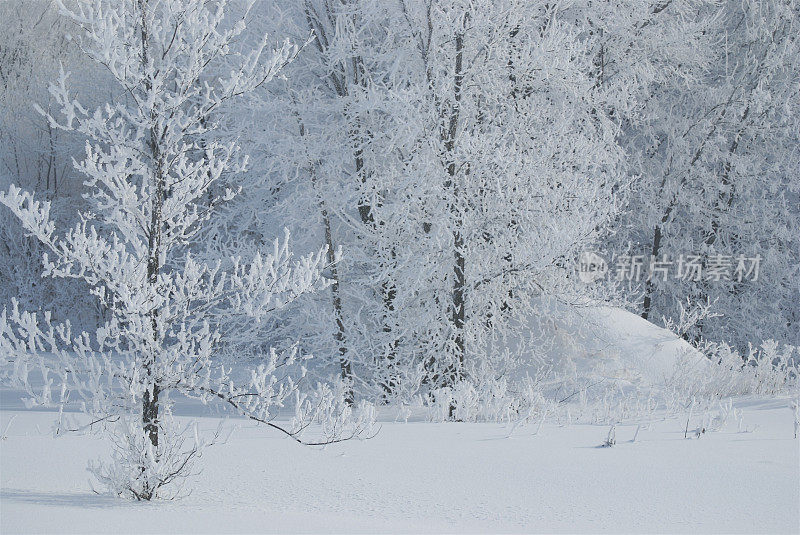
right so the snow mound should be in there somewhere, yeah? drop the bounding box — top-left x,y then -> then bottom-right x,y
537,306 -> 710,389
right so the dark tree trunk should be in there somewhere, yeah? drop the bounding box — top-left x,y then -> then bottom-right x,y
139,0 -> 162,463
297,115 -> 354,405
304,7 -> 398,396
322,201 -> 353,404
444,27 -> 467,394
641,225 -> 663,321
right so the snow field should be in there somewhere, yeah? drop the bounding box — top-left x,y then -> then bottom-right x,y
2,399 -> 797,534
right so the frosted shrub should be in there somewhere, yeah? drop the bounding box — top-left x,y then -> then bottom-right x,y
427,374 -> 552,424
430,378 -> 516,423
296,379 -> 377,445
89,418 -> 215,501
659,339 -> 797,421
744,342 -> 798,395
704,341 -> 798,397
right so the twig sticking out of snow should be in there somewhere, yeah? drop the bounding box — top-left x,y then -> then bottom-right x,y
790,398 -> 799,439
631,424 -> 641,443
1,415 -> 17,440
603,425 -> 616,447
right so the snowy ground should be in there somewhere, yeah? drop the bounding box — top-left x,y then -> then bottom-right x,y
1,398 -> 798,534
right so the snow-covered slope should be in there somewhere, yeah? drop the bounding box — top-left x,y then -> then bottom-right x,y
506,307 -> 710,398
520,306 -> 711,392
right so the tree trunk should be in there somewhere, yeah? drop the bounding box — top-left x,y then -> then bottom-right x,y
322,202 -> 353,404
694,106 -> 750,338
641,224 -> 663,321
139,0 -> 161,459
379,260 -> 398,399
304,8 -> 397,396
298,116 -> 354,404
444,27 -> 466,394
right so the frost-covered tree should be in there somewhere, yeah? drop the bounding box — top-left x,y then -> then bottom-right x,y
609,0 -> 800,349
372,0 -> 627,393
267,0 -> 408,400
258,1 -> 628,411
0,0 -> 371,500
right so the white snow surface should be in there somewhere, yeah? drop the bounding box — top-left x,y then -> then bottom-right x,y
1,401 -> 798,533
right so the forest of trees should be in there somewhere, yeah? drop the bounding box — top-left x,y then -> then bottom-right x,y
0,0 -> 797,499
